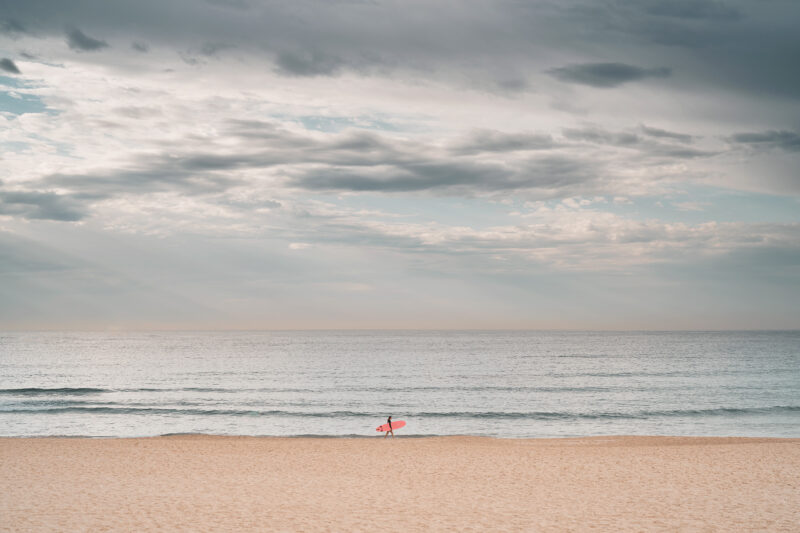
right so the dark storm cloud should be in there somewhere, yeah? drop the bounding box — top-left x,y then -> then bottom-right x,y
640,125 -> 695,144
640,0 -> 741,21
547,62 -> 671,88
205,0 -> 251,10
200,42 -> 233,56
131,41 -> 149,52
43,165 -> 244,196
563,126 -> 717,159
567,0 -> 745,47
274,50 -> 344,77
66,28 -> 109,52
0,190 -> 88,221
451,130 -> 556,155
293,163 -> 502,193
495,78 -> 529,93
291,156 -> 595,195
563,127 -> 640,146
0,18 -> 26,35
649,147 -> 716,159
728,131 -> 800,153
0,58 -> 20,74
1,1 -> 798,99
325,131 -> 402,156
565,0 -> 800,99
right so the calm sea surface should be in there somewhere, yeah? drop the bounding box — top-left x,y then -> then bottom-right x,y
1,331 -> 798,438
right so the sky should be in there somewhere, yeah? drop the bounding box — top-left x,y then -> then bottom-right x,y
0,0 -> 799,330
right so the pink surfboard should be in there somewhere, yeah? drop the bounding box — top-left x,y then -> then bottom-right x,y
376,420 -> 406,432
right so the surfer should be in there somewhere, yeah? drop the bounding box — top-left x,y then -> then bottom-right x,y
384,416 -> 394,438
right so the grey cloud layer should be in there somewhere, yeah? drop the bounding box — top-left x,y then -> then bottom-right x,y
14,121 -> 719,207
274,50 -> 344,77
0,57 -> 20,73
66,28 -> 109,51
568,0 -> 800,99
638,0 -> 741,20
640,126 -> 694,144
729,130 -> 800,153
547,63 -> 671,88
1,0 -> 799,98
450,131 -> 557,155
292,156 -> 595,195
0,18 -> 25,35
0,190 -> 88,221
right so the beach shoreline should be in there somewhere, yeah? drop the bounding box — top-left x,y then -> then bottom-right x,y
2,435 -> 798,531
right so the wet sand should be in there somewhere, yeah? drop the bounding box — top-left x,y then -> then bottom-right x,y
2,436 -> 798,531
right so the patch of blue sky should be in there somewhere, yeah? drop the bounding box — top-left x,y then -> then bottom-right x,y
0,141 -> 30,152
0,89 -> 49,115
0,75 -> 24,89
600,185 -> 800,224
15,133 -> 75,158
300,115 -> 402,133
692,189 -> 800,224
271,113 -> 413,133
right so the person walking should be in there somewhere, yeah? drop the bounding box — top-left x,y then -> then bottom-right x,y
384,415 -> 394,438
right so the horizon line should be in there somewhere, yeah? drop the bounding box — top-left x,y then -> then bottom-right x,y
2,327 -> 798,333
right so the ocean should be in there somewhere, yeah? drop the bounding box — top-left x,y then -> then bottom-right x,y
1,330 -> 798,438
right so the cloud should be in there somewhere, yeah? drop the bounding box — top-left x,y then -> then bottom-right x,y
547,62 -> 672,88
728,131 -> 800,153
16,114 -> 721,217
562,126 -> 716,159
43,166 -> 243,197
450,130 -> 556,155
293,163 -> 497,193
563,1 -> 800,99
200,42 -> 233,57
0,18 -> 26,35
66,28 -> 109,52
0,58 -> 21,74
131,41 -> 149,53
640,125 -> 694,143
205,0 -> 251,9
0,1 -> 797,100
563,127 -> 640,146
274,50 -> 344,77
290,155 -> 596,196
277,200 -> 800,271
0,191 -> 88,221
641,0 -> 741,20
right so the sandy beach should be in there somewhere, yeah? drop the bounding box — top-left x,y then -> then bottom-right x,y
2,436 -> 798,531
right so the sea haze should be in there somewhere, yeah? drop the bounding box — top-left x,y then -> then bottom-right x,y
1,331 -> 798,438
